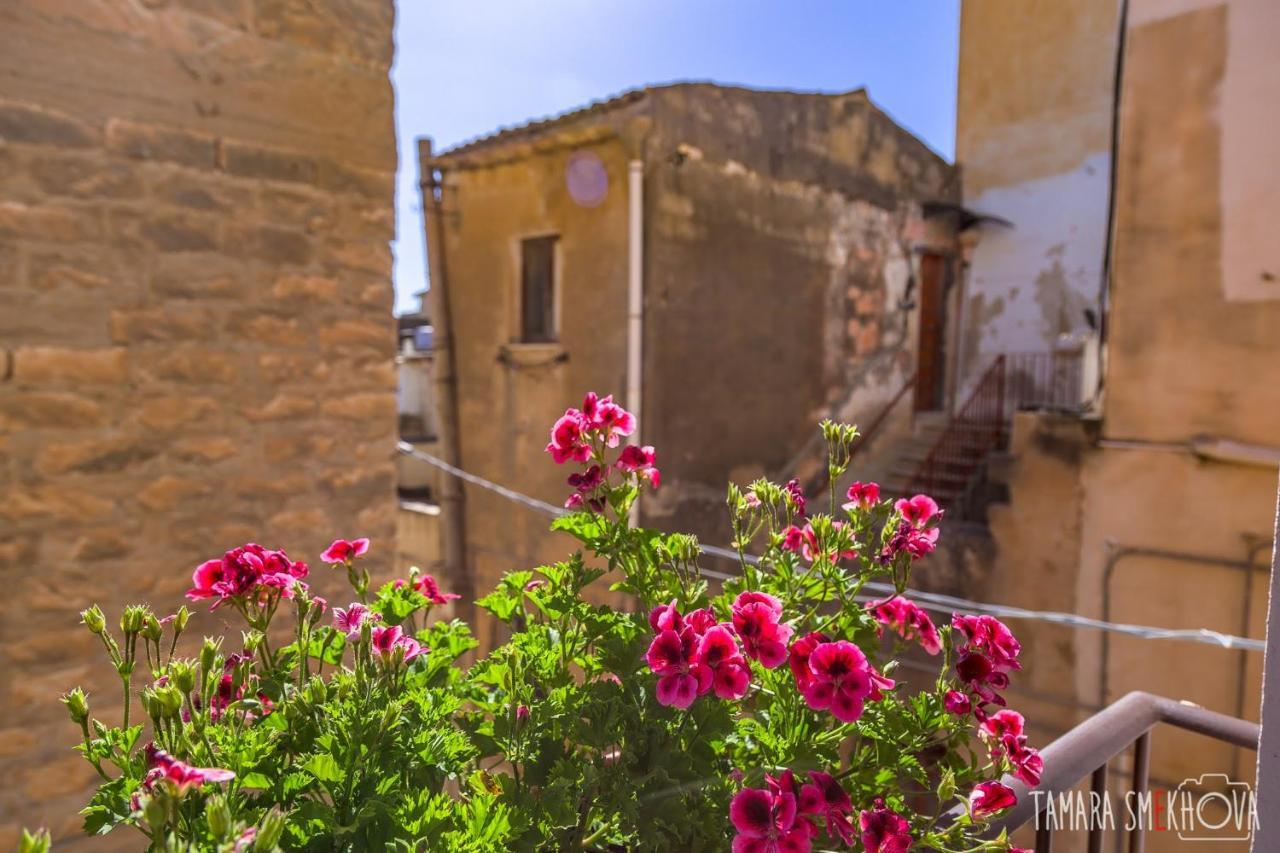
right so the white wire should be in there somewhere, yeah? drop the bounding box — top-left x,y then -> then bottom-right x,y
397,442 -> 1265,653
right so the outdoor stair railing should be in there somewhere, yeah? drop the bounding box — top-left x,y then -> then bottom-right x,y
986,691 -> 1259,852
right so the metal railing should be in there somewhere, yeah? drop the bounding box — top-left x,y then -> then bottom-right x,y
991,691 -> 1259,852
905,355 -> 1006,513
1005,349 -> 1085,413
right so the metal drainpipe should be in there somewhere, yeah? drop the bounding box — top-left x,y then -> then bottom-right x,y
626,159 -> 644,526
416,138 -> 472,624
1100,541 -> 1271,779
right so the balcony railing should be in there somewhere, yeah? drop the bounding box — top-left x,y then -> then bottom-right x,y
1005,349 -> 1086,414
989,691 -> 1259,852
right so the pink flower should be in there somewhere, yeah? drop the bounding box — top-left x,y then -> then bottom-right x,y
784,479 -> 807,517
415,573 -> 461,605
802,641 -> 872,723
867,668 -> 896,702
798,771 -> 855,845
780,523 -> 854,563
515,704 -> 530,723
970,781 -> 1017,818
729,776 -> 812,853
980,710 -> 1043,787
870,597 -> 941,655
645,628 -> 705,709
186,544 -> 307,608
943,690 -> 972,716
788,632 -> 828,692
581,392 -> 635,447
894,494 -> 940,527
877,521 -> 939,564
951,614 -> 1022,714
616,444 -> 660,488
321,538 -> 369,564
858,798 -> 911,853
649,600 -> 686,634
567,464 -> 604,493
843,481 -> 880,512
333,602 -> 379,638
694,625 -> 751,700
311,596 -> 328,616
685,607 -> 719,636
142,745 -> 234,796
370,625 -> 427,664
545,409 -> 592,464
732,592 -> 792,669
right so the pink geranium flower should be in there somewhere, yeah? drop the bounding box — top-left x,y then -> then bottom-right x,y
545,409 -> 592,464
321,538 -> 369,564
894,494 -> 940,527
370,625 -> 427,664
802,641 -> 872,723
142,744 -> 234,796
788,631 -> 828,693
186,544 -> 307,608
616,444 -> 660,488
732,592 -> 792,669
729,775 -> 812,853
798,771 -> 855,845
858,798 -> 911,853
970,781 -> 1017,818
943,690 -> 972,716
415,573 -> 461,605
581,392 -> 635,447
842,481 -> 880,512
951,614 -> 1022,715
870,597 -> 941,655
979,710 -> 1043,787
645,627 -> 706,709
333,602 -> 379,638
784,479 -> 807,517
693,625 -> 751,701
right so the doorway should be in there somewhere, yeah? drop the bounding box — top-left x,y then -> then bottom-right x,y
914,251 -> 950,412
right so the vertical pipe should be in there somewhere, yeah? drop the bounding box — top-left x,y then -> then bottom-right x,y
1252,484 -> 1280,853
626,159 -> 644,523
417,139 -> 471,622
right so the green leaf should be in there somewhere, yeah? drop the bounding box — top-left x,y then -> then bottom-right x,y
302,753 -> 344,784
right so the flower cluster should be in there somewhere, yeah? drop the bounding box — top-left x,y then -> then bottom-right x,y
948,614 -> 1022,717
980,710 -> 1043,787
859,797 -> 912,853
645,600 -> 751,708
729,770 -> 874,851
731,591 -> 792,668
780,521 -> 857,564
842,480 -> 880,512
870,596 -> 942,655
877,495 -> 941,564
546,392 -> 659,510
186,543 -> 309,609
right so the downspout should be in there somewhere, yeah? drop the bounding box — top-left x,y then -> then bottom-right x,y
627,159 -> 644,523
416,138 -> 471,620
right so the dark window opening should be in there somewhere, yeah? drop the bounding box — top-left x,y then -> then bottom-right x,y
520,236 -> 557,343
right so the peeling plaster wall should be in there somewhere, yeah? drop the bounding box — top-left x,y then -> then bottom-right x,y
956,0 -> 1119,392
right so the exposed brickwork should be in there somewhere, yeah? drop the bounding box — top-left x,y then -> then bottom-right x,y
0,0 -> 397,844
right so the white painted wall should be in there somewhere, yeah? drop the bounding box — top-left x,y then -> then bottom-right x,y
960,151 -> 1110,393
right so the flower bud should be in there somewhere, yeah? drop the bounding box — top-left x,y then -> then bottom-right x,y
173,606 -> 190,636
18,828 -> 52,853
141,612 -> 163,642
141,688 -> 162,724
156,685 -> 184,719
81,606 -> 106,635
61,688 -> 89,725
242,630 -> 264,655
205,793 -> 232,841
170,660 -> 196,695
515,704 -> 530,726
121,605 -> 148,637
143,793 -> 168,830
116,659 -> 135,679
253,807 -> 286,852
200,637 -> 221,674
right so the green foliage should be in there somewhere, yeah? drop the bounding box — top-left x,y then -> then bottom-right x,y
61,419 -> 1028,852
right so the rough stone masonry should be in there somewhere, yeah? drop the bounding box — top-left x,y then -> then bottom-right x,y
0,1 -> 398,843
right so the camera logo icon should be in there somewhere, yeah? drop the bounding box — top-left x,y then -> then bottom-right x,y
1173,773 -> 1257,842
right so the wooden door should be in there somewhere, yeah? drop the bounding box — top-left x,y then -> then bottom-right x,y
914,252 -> 948,412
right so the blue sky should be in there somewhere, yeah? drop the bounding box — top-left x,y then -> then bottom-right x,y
390,1 -> 960,314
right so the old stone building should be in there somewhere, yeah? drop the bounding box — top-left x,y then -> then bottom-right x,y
0,0 -> 398,843
420,83 -> 958,647
953,1 -> 1279,846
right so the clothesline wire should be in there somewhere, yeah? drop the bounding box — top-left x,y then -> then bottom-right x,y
396,441 -> 1265,653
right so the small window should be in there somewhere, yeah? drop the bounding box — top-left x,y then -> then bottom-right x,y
519,235 -> 557,343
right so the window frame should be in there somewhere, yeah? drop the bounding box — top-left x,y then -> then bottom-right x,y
513,232 -> 561,346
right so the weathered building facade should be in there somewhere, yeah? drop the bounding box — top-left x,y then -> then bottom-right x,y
955,1 -> 1280,840
422,84 -> 958,647
0,1 -> 399,843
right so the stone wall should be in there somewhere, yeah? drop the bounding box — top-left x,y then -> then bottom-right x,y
0,0 -> 398,844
